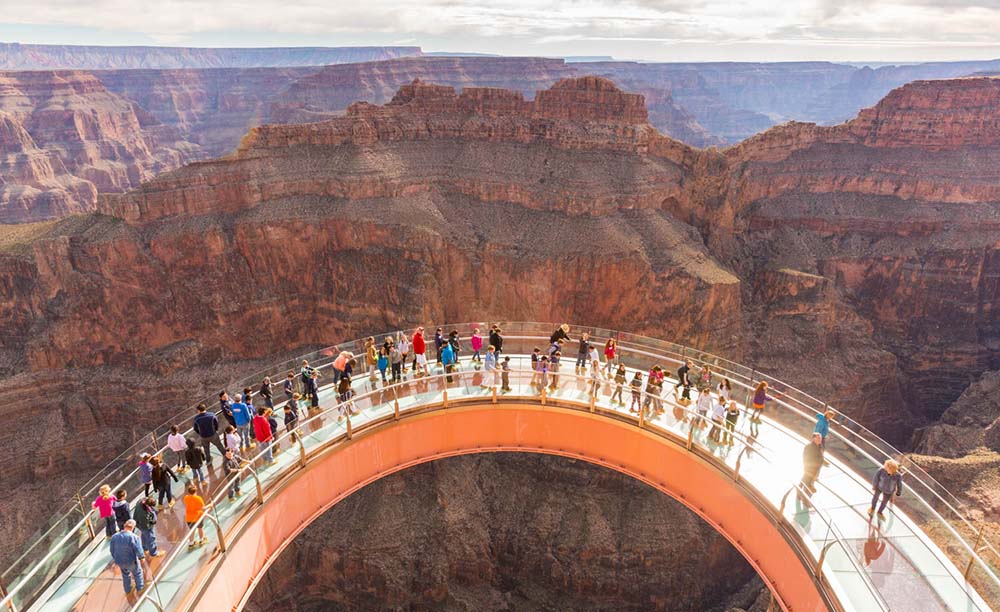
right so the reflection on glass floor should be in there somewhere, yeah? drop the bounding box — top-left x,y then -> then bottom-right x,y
23,355 -> 991,612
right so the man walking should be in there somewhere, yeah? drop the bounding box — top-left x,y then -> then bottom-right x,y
230,394 -> 254,450
109,519 -> 146,594
133,497 -> 163,558
193,403 -> 225,463
800,432 -> 825,497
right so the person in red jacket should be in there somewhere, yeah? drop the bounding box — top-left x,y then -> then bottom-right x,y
252,407 -> 274,465
412,326 -> 428,377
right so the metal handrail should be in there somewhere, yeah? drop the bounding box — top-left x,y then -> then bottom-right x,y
4,323 -> 996,610
129,365 -> 887,612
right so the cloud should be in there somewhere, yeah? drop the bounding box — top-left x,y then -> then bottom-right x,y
2,0 -> 1000,60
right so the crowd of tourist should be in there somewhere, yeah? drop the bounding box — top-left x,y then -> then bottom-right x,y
96,323 -> 901,596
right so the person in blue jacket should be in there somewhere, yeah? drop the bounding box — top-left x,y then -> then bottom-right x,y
869,459 -> 903,521
814,409 -> 835,446
230,394 -> 253,451
441,341 -> 457,383
109,520 -> 145,594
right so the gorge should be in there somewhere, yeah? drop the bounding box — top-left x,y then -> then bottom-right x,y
0,70 -> 998,609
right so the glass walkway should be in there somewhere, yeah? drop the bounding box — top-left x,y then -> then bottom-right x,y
1,323 -> 996,611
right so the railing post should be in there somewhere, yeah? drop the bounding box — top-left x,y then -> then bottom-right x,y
1,576 -> 16,612
346,414 -> 353,439
734,447 -> 748,483
540,385 -> 546,406
443,387 -> 448,408
297,435 -> 307,468
492,384 -> 498,404
150,432 -> 158,453
206,511 -> 226,553
686,420 -> 695,450
393,395 -> 400,420
638,404 -> 645,428
248,468 -> 263,506
965,524 -> 986,581
75,494 -> 96,539
589,389 -> 596,413
816,541 -> 836,578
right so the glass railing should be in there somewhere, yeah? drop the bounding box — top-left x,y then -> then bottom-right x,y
3,324 -> 997,612
126,364 -> 891,612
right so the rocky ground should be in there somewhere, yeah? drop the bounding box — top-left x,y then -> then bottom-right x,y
244,453 -> 771,612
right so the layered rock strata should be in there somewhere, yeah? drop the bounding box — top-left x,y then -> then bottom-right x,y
0,75 -> 999,573
0,70 -> 199,222
244,453 -> 766,612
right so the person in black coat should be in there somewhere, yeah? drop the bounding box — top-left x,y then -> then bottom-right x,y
151,457 -> 179,508
800,432 -> 825,496
549,323 -> 572,345
489,325 -> 504,357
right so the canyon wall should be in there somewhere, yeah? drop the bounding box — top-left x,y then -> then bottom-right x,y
0,43 -> 421,70
0,70 -> 200,222
95,67 -> 320,156
1,75 -> 999,568
245,453 -> 768,612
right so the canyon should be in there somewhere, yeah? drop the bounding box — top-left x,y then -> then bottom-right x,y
6,53 -> 1000,225
244,453 -> 769,611
0,72 -> 998,607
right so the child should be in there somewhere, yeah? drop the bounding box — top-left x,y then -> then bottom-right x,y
151,456 -> 178,508
224,425 -> 241,453
629,371 -> 643,414
611,364 -> 627,403
589,359 -> 601,396
751,381 -> 772,421
470,328 -> 483,363
167,425 -> 187,473
113,489 -> 131,531
93,484 -> 117,538
377,347 -> 389,384
501,356 -> 512,392
185,438 -> 207,489
138,453 -> 153,496
267,408 -> 280,454
537,356 -> 550,391
222,448 -> 243,500
724,400 -> 740,445
709,394 -> 726,442
398,333 -> 410,374
603,339 -> 617,377
390,343 -> 402,383
284,400 -> 299,442
243,386 -> 254,410
696,387 -> 713,429
183,483 -> 209,548
530,348 -> 541,386
260,377 -> 274,409
483,345 -> 499,388
284,371 -> 296,403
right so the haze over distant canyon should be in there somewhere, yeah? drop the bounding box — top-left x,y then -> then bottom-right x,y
0,42 -> 999,610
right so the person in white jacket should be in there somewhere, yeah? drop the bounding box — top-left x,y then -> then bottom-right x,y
166,425 -> 188,473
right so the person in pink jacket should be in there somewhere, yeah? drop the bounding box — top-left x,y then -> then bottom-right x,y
93,484 -> 118,539
470,328 -> 484,363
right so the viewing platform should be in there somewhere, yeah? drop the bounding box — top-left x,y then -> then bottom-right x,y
1,323 -> 997,612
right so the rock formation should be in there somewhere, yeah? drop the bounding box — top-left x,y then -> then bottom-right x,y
1,75 -> 999,589
244,453 -> 766,612
95,66 -> 321,156
0,70 -> 200,222
268,57 -> 722,148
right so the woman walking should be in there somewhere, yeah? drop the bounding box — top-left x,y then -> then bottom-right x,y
750,381 -> 772,421
602,339 -> 617,377
869,459 -> 904,521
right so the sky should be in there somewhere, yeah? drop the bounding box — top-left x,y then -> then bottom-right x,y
1,0 -> 1000,63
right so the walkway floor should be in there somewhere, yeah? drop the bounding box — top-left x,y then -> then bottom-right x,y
30,357 -> 987,612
